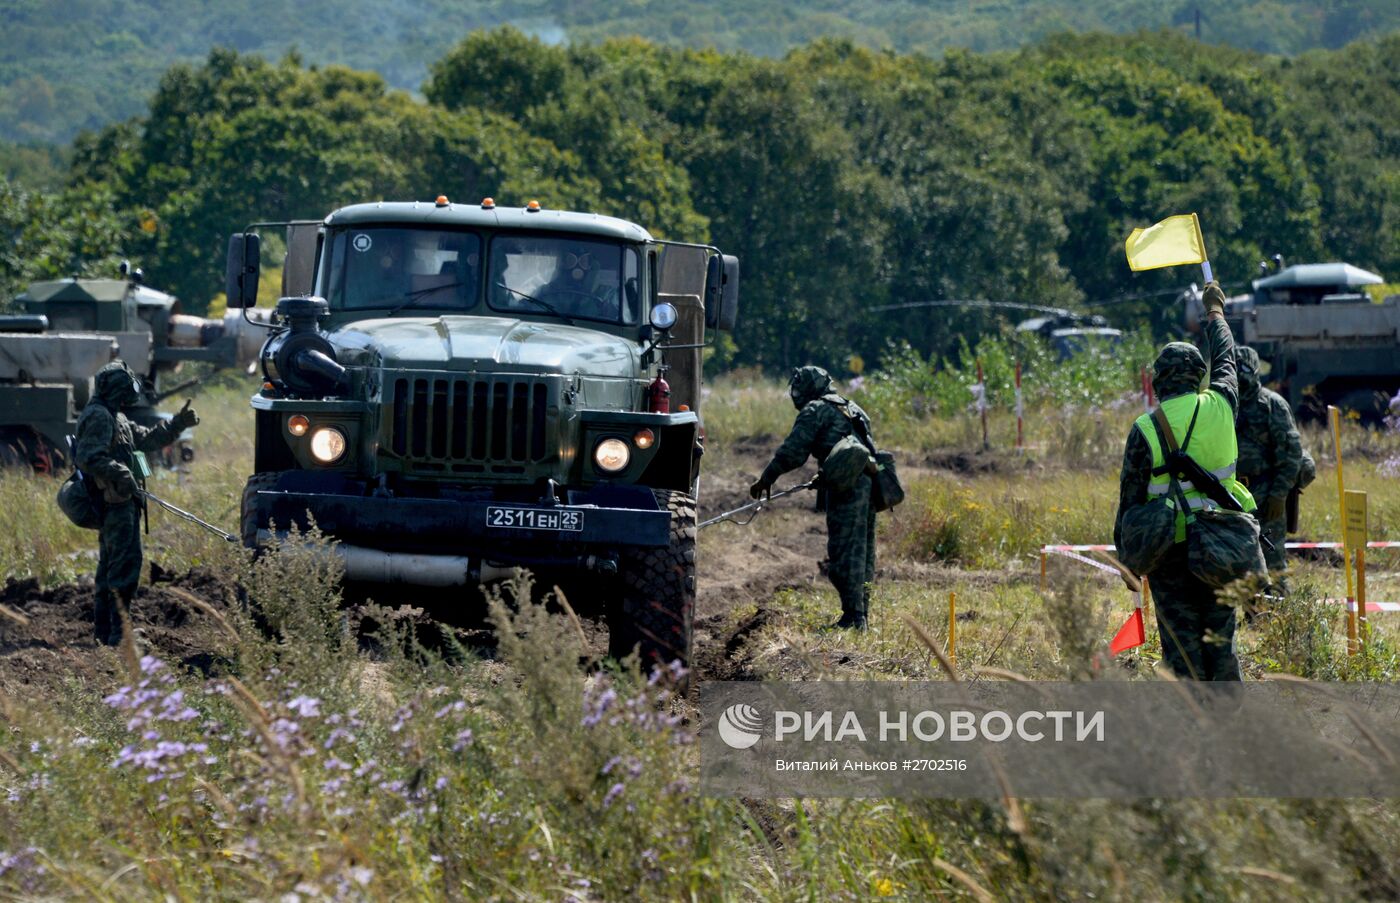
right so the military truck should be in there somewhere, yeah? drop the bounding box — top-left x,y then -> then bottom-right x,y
0,270 -> 266,469
229,197 -> 739,670
1185,258 -> 1399,419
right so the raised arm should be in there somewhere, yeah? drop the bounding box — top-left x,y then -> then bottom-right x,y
1201,283 -> 1237,411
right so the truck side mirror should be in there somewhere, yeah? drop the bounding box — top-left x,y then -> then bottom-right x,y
704,254 -> 723,329
718,254 -> 740,331
225,233 -> 261,309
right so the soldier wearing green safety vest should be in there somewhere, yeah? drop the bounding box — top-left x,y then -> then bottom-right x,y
1114,282 -> 1249,681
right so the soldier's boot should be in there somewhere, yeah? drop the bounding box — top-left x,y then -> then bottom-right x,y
832,611 -> 867,631
93,590 -> 116,646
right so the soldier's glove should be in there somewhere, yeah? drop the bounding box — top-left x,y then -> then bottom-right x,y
749,477 -> 773,500
115,467 -> 142,501
1202,281 -> 1227,317
171,400 -> 199,431
1262,496 -> 1287,522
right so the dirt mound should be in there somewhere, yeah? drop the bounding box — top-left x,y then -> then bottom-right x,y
923,448 -> 1038,475
0,567 -> 244,696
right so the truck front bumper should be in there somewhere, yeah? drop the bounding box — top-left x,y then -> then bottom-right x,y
253,486 -> 670,562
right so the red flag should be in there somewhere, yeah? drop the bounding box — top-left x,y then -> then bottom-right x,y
1110,608 -> 1145,654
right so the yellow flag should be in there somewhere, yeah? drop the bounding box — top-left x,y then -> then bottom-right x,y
1124,213 -> 1207,272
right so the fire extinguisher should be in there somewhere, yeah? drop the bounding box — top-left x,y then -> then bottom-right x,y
647,367 -> 671,413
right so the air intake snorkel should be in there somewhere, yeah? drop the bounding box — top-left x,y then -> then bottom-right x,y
262,297 -> 349,397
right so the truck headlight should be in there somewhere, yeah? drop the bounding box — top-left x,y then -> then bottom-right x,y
309,427 -> 347,464
593,437 -> 630,473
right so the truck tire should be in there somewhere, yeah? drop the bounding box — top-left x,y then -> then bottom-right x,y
240,472 -> 284,549
610,489 -> 696,680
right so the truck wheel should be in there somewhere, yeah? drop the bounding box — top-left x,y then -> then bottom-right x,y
240,472 -> 284,549
611,489 -> 696,681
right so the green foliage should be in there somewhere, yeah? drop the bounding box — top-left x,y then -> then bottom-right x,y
9,27 -> 1400,367
6,0 -> 1400,144
0,181 -> 128,305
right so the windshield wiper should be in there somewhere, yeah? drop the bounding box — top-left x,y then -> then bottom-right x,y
385,281 -> 466,317
494,282 -> 574,325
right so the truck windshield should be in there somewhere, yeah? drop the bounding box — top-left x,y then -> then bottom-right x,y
323,227 -> 482,313
489,235 -> 640,325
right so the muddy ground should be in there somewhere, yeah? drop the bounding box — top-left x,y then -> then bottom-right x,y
0,437 -> 871,698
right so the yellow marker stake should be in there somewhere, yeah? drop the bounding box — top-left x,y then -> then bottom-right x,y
1330,407 -> 1356,654
1345,489 -> 1369,653
947,592 -> 957,665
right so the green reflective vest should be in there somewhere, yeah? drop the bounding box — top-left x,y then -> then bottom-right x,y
1134,389 -> 1257,542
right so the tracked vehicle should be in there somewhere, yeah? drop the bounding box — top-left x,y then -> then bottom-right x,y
1187,258 -> 1399,419
229,198 -> 738,669
0,269 -> 265,470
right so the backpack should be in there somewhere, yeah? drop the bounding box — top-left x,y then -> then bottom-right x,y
820,434 -> 874,492
1154,402 -> 1267,589
822,397 -> 905,511
57,470 -> 103,530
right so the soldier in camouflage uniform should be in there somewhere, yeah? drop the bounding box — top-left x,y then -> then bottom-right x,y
1114,283 -> 1243,681
1234,346 -> 1303,580
74,361 -> 198,645
751,366 -> 877,630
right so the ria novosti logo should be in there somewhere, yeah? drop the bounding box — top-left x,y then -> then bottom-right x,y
717,703 -> 764,749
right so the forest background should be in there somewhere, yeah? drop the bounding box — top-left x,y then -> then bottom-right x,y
2,0 -> 1398,372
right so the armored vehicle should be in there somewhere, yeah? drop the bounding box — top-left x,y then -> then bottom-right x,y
1015,311 -> 1122,358
0,270 -> 266,469
230,198 -> 739,670
1186,259 -> 1398,419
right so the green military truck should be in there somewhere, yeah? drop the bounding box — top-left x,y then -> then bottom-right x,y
230,197 -> 738,671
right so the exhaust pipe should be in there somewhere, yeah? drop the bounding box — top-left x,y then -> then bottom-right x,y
256,533 -> 516,586
336,544 -> 519,586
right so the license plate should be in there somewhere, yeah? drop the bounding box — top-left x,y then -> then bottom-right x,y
486,506 -> 584,532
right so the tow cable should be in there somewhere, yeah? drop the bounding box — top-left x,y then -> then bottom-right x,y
140,489 -> 239,542
698,479 -> 818,530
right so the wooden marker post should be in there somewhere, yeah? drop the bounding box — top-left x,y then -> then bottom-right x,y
1345,489 -> 1368,653
976,359 -> 989,451
1014,360 -> 1024,452
1329,407 -> 1356,654
947,592 -> 957,664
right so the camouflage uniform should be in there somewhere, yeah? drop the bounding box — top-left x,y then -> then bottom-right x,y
1114,303 -> 1242,681
753,367 -> 877,627
1234,346 -> 1302,575
74,362 -> 196,645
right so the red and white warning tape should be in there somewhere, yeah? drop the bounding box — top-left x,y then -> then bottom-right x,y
1321,599 -> 1400,613
1041,541 -> 1400,553
1044,547 -> 1120,576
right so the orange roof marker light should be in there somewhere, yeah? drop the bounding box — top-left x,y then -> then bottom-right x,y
435,195 -> 450,207
526,200 -> 542,212
480,197 -> 495,209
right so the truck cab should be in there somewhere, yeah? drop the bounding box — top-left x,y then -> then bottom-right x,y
230,198 -> 739,671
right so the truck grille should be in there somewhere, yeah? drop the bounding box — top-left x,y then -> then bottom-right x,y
387,375 -> 551,467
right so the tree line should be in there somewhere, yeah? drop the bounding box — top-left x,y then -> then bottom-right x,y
3,27 -> 1398,371
5,0 -> 1397,145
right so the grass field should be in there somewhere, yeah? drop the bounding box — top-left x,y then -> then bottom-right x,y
2,370 -> 1399,900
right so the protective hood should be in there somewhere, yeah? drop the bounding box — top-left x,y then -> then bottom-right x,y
789,365 -> 833,409
1236,346 -> 1261,400
94,361 -> 140,410
328,316 -> 639,377
1152,342 -> 1206,400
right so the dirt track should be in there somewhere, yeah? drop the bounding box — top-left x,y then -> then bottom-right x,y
0,437 -> 835,695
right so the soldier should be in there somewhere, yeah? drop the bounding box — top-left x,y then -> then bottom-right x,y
750,366 -> 877,630
1114,282 -> 1255,681
1234,345 -> 1303,584
74,361 -> 198,645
